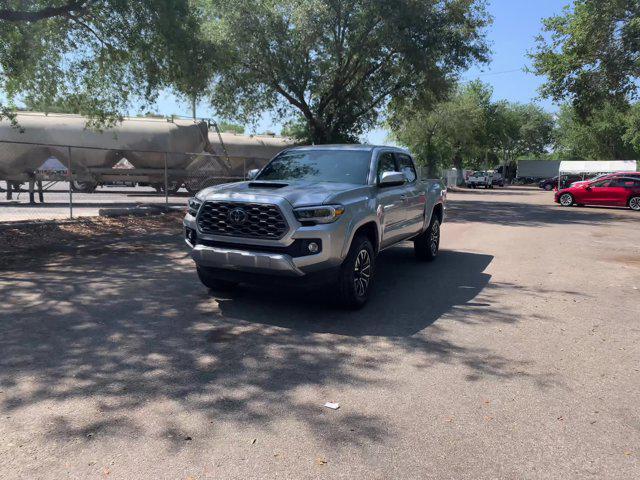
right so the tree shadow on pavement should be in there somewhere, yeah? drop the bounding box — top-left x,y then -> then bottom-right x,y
0,235 -> 559,450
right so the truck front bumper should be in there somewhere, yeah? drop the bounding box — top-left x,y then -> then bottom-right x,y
191,243 -> 304,276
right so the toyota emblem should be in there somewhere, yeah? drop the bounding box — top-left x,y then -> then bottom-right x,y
228,207 -> 248,225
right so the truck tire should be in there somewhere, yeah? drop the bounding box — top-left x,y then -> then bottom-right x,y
414,215 -> 440,262
197,266 -> 238,291
337,235 -> 375,309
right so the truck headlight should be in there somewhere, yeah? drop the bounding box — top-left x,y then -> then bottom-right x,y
294,205 -> 345,225
188,197 -> 202,217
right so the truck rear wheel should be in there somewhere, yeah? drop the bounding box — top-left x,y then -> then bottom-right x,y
414,216 -> 440,262
197,266 -> 238,291
337,235 -> 375,309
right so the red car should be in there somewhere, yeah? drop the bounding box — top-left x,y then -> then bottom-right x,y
555,176 -> 640,211
569,171 -> 640,188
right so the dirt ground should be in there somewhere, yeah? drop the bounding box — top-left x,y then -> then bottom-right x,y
0,187 -> 638,479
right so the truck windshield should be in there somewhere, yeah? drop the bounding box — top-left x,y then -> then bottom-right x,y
256,150 -> 372,184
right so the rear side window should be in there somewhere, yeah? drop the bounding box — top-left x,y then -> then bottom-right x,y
377,152 -> 398,183
396,153 -> 417,182
612,178 -> 640,188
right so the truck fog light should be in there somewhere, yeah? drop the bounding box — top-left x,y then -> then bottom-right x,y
307,242 -> 319,253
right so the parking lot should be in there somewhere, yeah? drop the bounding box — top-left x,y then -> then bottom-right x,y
1,187 -> 638,479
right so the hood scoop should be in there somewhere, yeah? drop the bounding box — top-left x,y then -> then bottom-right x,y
248,181 -> 289,189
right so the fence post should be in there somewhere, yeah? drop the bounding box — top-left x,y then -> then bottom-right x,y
164,153 -> 169,212
67,146 -> 73,219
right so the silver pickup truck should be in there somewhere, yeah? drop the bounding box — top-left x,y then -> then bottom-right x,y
183,145 -> 446,308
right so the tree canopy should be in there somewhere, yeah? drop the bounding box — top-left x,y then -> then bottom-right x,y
531,0 -> 640,118
0,0 -> 213,127
202,0 -> 490,144
390,80 -> 555,178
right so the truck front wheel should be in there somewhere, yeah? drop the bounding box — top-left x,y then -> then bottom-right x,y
337,235 -> 375,309
197,266 -> 238,291
414,216 -> 440,262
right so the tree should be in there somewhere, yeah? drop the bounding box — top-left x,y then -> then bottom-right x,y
390,81 -> 488,180
280,116 -> 311,142
217,121 -> 245,134
0,1 -> 212,127
202,0 -> 490,144
390,80 -> 555,180
531,0 -> 640,118
553,103 -> 638,159
623,103 -> 640,153
490,102 -> 554,162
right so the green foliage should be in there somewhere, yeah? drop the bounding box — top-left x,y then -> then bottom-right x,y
280,117 -> 311,142
623,103 -> 640,153
553,103 -> 638,160
390,80 -> 555,177
202,0 -> 490,144
216,121 -> 245,134
531,0 -> 640,118
0,1 -> 212,128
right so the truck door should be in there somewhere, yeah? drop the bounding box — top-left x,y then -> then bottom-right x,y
375,151 -> 407,247
395,152 -> 425,237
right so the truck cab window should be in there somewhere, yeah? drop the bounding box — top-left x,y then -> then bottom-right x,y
377,152 -> 398,183
396,153 -> 417,182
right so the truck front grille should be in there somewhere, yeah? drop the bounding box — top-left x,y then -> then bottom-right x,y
197,201 -> 289,239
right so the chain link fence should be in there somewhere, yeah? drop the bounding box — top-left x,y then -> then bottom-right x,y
0,140 -> 273,223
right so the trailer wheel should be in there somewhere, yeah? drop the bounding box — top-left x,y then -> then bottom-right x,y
71,180 -> 97,193
154,182 -> 181,194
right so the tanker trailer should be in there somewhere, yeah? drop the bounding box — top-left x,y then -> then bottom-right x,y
183,132 -> 292,193
0,113 -> 211,193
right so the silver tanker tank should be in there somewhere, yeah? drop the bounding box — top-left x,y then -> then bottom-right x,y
0,113 -> 293,192
0,112 -> 209,177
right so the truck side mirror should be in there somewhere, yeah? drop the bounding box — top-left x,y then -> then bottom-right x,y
247,169 -> 260,180
378,171 -> 406,187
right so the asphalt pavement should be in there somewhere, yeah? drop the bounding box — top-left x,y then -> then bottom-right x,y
0,183 -> 188,222
0,187 -> 638,479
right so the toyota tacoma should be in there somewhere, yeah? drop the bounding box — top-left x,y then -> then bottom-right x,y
184,145 -> 446,308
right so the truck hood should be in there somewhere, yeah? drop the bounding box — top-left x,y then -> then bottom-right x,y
198,181 -> 362,207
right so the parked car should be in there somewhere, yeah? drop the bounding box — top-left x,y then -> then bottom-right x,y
555,176 -> 640,210
539,175 -> 583,191
183,145 -> 446,308
569,171 -> 640,188
467,171 -> 503,188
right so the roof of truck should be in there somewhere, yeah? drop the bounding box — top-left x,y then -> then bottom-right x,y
285,144 -> 408,152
